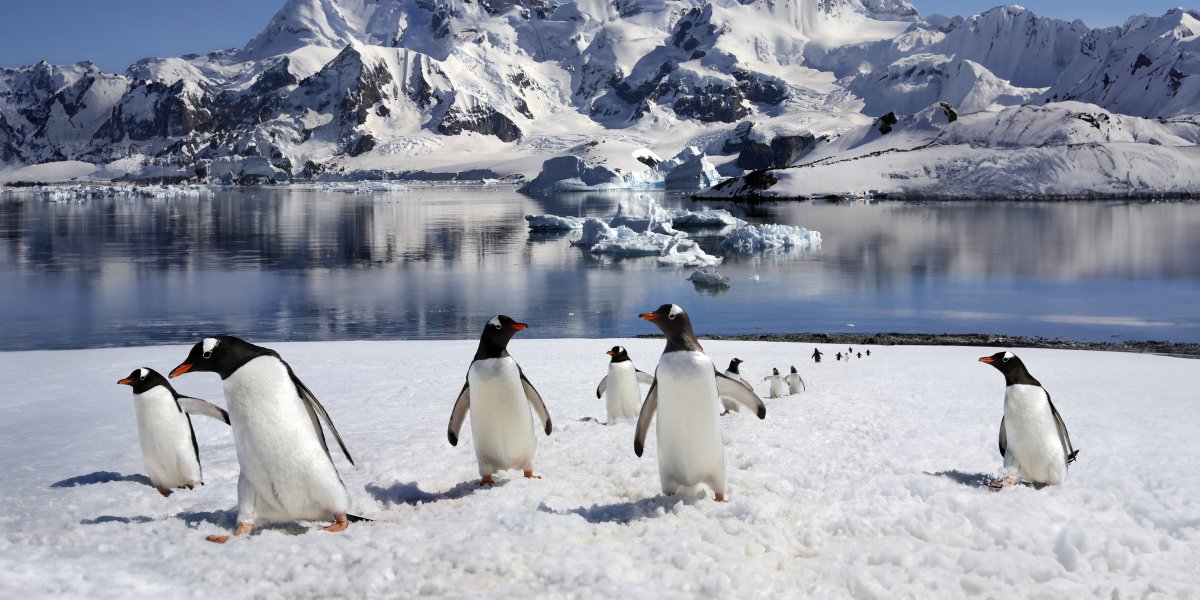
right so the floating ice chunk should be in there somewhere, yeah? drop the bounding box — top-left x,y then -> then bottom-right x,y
587,227 -> 670,256
666,208 -> 746,229
26,184 -> 214,201
573,217 -> 720,265
657,146 -> 723,190
311,181 -> 412,194
722,224 -> 823,253
525,214 -> 584,230
688,268 -> 731,287
609,195 -> 671,232
659,238 -> 722,267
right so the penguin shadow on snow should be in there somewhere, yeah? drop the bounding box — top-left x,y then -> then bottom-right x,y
175,509 -> 309,536
80,515 -> 154,525
925,470 -> 1050,491
537,496 -> 684,525
51,471 -> 153,489
365,480 -> 485,506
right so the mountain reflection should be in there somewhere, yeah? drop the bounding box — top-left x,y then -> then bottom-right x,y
0,187 -> 1196,350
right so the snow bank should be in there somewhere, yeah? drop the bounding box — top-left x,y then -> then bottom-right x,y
1,341 -> 1197,597
722,224 -> 823,253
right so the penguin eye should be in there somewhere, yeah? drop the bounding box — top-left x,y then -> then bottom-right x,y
1002,356 -> 1010,363
667,313 -> 676,320
494,322 -> 502,330
202,350 -> 212,359
139,373 -> 146,380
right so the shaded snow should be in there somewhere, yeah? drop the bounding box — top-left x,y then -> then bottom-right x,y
0,340 -> 1197,597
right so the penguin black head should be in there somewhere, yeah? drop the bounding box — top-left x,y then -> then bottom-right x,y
978,351 -> 1041,387
772,367 -> 780,375
790,366 -> 797,373
475,315 -> 527,360
726,358 -> 743,373
607,346 -> 631,363
640,303 -> 703,353
117,367 -> 172,395
170,335 -> 277,380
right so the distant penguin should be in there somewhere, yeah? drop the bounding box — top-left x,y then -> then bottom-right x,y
866,350 -> 871,357
979,351 -> 1079,487
812,348 -> 823,363
595,346 -> 653,424
721,358 -> 751,414
857,352 -> 862,359
848,347 -> 853,354
763,368 -> 786,398
170,336 -> 358,542
448,316 -> 552,486
118,367 -> 230,496
836,352 -> 843,361
785,366 -> 806,394
635,304 -> 764,501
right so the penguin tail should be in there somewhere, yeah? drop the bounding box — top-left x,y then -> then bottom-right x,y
1066,450 -> 1079,465
346,513 -> 372,523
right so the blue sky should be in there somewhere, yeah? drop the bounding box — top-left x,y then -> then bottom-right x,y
0,1 -> 1189,72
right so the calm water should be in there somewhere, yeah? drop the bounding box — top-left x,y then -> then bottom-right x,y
1,186 -> 1198,351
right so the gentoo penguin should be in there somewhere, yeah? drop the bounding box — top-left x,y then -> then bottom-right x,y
836,352 -> 843,361
866,350 -> 871,357
720,358 -> 751,414
635,304 -> 765,501
448,315 -> 552,485
979,351 -> 1079,487
169,336 -> 357,543
785,366 -> 806,394
811,348 -> 823,363
595,346 -> 653,424
763,368 -> 786,398
117,367 -> 230,496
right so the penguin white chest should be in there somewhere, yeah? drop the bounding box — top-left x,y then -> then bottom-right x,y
133,387 -> 200,488
1003,384 -> 1067,485
654,352 -> 726,494
768,376 -> 785,398
223,357 -> 348,520
605,361 -> 642,422
468,357 -> 536,476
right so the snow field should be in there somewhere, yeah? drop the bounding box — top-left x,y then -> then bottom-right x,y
0,340 -> 1197,597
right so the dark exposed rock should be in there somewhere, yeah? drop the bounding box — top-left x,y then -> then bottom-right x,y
877,111 -> 899,134
938,101 -> 958,122
722,121 -> 755,154
437,104 -> 522,142
346,133 -> 376,157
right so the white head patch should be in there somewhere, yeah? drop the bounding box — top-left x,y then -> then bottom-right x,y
668,304 -> 685,319
487,316 -> 502,329
138,368 -> 149,380
202,338 -> 219,357
1002,351 -> 1014,361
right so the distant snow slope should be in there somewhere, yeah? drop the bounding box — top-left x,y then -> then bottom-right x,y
0,2 -> 1197,194
1,340 -> 1197,597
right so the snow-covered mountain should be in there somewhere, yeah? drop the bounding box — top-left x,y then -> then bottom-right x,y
0,1 -> 1197,191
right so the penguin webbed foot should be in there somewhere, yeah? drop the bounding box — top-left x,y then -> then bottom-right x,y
988,475 -> 1017,489
206,523 -> 252,544
714,493 -> 727,502
155,487 -> 171,497
479,475 -> 496,487
523,470 -> 542,479
322,514 -> 349,533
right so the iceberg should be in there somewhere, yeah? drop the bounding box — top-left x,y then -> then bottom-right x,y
722,224 -> 822,253
524,215 -> 584,230
688,268 -> 731,287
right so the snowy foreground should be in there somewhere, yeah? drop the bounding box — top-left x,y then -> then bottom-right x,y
1,340 -> 1197,598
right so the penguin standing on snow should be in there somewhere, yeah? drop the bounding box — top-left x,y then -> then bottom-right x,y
448,315 -> 553,485
117,367 -> 229,496
979,351 -> 1079,487
170,336 -> 359,543
720,358 -> 751,414
812,348 -> 823,363
785,366 -> 806,394
764,368 -> 786,398
595,346 -> 653,424
635,304 -> 765,501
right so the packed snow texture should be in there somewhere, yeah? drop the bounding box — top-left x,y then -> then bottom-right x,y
1,340 -> 1197,597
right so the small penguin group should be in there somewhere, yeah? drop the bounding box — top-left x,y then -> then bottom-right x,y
762,366 -> 806,398
117,336 -> 362,543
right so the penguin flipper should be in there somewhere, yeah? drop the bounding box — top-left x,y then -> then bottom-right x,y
518,367 -> 552,436
177,397 -> 230,425
284,361 -> 355,466
998,417 -> 1007,459
595,375 -> 608,399
636,370 -> 655,385
448,382 -> 470,446
716,371 -> 766,419
634,381 -> 658,457
1046,394 -> 1078,465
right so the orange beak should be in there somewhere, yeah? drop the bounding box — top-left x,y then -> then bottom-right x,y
640,312 -> 658,321
117,377 -> 132,385
978,357 -> 994,364
510,323 -> 527,330
169,363 -> 193,378
606,350 -> 615,356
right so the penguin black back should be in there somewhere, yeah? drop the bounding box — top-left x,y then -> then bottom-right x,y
608,346 -> 631,363
979,351 -> 1042,387
640,304 -> 703,353
118,367 -> 175,396
474,315 -> 527,360
171,336 -> 278,380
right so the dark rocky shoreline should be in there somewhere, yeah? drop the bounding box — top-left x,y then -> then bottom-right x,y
637,332 -> 1200,358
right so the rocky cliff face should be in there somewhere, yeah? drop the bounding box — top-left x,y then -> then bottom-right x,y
0,1 -> 1196,181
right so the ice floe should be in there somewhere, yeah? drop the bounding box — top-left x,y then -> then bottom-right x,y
722,224 -> 823,253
